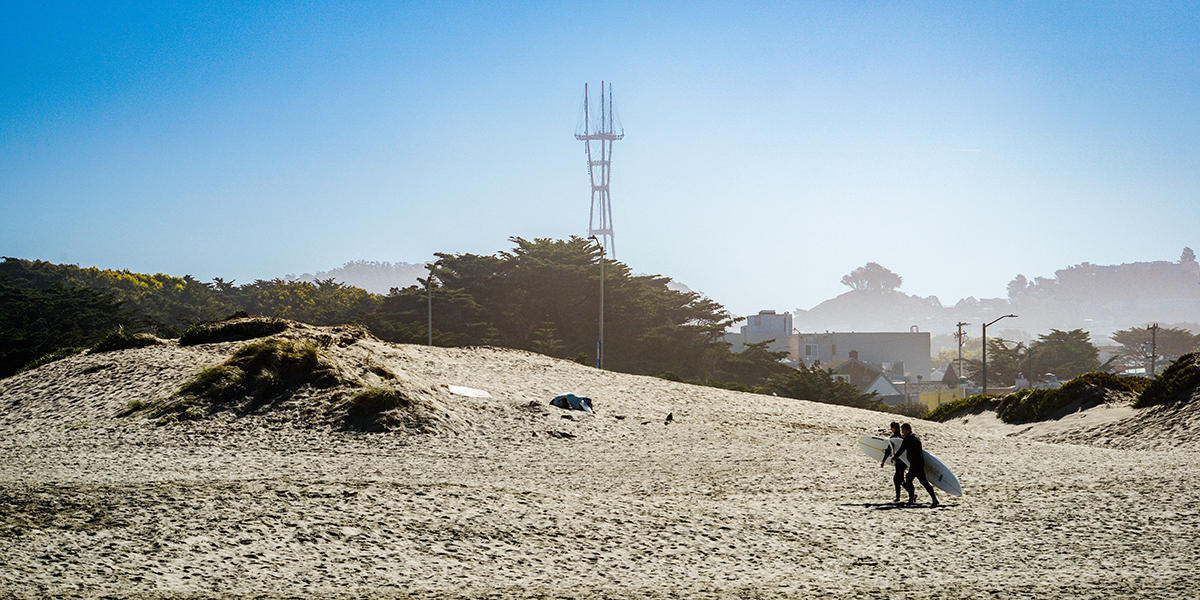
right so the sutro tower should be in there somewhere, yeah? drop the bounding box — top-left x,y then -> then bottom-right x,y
575,81 -> 623,257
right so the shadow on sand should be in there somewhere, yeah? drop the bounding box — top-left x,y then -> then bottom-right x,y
842,502 -> 952,511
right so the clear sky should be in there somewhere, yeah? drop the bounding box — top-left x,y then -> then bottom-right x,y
3,2 -> 1198,317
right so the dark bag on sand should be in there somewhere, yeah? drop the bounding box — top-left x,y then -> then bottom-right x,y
550,394 -> 594,413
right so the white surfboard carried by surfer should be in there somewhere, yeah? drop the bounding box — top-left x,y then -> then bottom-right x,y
858,434 -> 963,497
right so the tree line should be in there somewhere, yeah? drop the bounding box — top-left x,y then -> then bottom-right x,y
3,240 -> 878,408
949,326 -> 1199,387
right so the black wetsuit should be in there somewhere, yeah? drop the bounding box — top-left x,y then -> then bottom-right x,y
880,434 -> 906,499
897,433 -> 938,505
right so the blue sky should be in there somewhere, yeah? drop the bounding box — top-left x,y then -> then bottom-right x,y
3,2 -> 1198,317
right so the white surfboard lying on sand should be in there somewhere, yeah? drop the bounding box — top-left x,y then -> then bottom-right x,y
447,385 -> 492,399
859,435 -> 962,497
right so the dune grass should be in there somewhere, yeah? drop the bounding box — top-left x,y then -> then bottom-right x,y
925,372 -> 1147,424
996,372 -> 1147,424
180,338 -> 327,401
18,347 -> 87,373
923,394 -> 999,422
91,330 -> 163,353
138,338 -> 332,422
178,316 -> 288,346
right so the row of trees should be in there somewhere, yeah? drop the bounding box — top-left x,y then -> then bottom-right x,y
370,237 -> 777,383
0,240 -> 802,394
949,326 -> 1200,387
1111,326 -> 1200,371
960,329 -> 1107,386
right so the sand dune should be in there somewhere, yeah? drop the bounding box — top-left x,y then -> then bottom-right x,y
2,323 -> 1198,598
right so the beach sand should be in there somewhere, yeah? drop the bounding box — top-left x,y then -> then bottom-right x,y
2,326 -> 1198,598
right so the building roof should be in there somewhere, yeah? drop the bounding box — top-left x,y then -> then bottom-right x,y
826,357 -> 883,377
942,363 -> 961,384
865,374 -> 902,397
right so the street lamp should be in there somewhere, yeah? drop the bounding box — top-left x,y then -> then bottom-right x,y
588,236 -> 605,369
982,314 -> 1017,395
426,260 -> 442,346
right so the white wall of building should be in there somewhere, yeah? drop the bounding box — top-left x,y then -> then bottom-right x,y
796,331 -> 931,379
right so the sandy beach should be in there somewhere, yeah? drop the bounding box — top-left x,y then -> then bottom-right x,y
2,325 -> 1198,598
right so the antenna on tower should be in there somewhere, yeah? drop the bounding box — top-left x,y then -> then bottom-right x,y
575,81 -> 623,257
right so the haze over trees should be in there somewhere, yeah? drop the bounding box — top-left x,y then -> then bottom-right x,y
0,241 -> 796,393
1111,326 -> 1200,371
286,260 -> 426,295
794,250 -> 1200,348
839,262 -> 903,292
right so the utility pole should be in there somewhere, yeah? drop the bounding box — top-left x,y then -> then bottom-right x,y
955,321 -> 969,395
425,261 -> 440,346
1149,322 -> 1160,377
589,236 -> 605,369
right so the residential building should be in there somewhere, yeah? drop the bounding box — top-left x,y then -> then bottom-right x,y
725,310 -> 794,357
725,312 -> 933,382
794,330 -> 931,380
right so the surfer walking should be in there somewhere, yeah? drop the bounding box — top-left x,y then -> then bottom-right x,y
879,422 -> 907,502
897,423 -> 939,508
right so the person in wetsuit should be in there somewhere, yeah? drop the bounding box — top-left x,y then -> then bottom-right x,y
897,423 -> 939,507
879,421 -> 906,502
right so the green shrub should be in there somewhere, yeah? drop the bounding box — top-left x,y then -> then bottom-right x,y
1117,375 -> 1152,393
1063,371 -> 1149,394
179,317 -> 288,346
91,330 -> 162,353
146,338 -> 332,421
996,389 -> 1052,424
923,394 -> 998,422
995,371 -> 1139,424
18,347 -> 87,373
188,338 -> 326,400
1134,353 -> 1200,408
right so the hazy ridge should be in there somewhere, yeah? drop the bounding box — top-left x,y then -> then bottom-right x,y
792,249 -> 1200,344
285,260 -> 427,295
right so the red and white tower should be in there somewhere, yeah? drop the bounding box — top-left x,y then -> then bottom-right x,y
575,81 -> 623,257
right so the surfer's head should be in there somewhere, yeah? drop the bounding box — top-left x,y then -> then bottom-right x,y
889,422 -> 900,435
900,423 -> 912,436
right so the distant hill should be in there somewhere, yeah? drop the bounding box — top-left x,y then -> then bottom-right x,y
287,260 -> 425,295
665,279 -> 693,294
793,248 -> 1200,344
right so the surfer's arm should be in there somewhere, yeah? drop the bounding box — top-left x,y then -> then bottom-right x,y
880,445 -> 892,467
